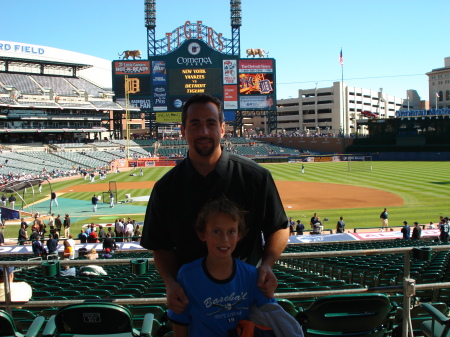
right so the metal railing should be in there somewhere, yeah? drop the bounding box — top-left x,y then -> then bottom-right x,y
2,245 -> 450,337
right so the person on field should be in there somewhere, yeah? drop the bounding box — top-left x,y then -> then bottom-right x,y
380,208 -> 388,230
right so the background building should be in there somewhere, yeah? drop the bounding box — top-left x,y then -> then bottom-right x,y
426,56 -> 450,109
267,82 -> 415,136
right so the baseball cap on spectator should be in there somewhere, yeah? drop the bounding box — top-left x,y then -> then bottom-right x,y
403,221 -> 408,224
0,267 -> 15,278
414,222 -> 419,225
105,248 -> 111,253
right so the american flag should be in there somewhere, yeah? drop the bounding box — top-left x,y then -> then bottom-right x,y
339,49 -> 344,66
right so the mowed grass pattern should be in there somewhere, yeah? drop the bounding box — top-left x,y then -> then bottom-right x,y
262,161 -> 450,230
13,161 -> 450,235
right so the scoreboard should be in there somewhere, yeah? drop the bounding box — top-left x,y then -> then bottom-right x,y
112,38 -> 276,124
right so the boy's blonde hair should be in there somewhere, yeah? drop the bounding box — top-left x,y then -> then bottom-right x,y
196,198 -> 248,238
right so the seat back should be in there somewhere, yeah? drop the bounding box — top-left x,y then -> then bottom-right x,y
54,303 -> 134,335
0,310 -> 17,336
299,294 -> 395,336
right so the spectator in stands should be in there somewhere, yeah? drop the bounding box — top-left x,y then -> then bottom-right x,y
439,217 -> 449,243
311,217 -> 323,235
103,232 -> 118,253
288,217 -> 296,236
168,198 -> 276,336
50,191 -> 58,207
92,194 -> 99,212
336,217 -> 346,233
46,234 -> 58,255
380,208 -> 388,230
60,261 -> 77,277
310,212 -> 318,229
18,223 -> 28,245
401,221 -> 410,239
114,218 -> 124,242
63,239 -> 73,259
134,224 -> 141,242
88,228 -> 99,243
141,94 -> 288,314
98,225 -> 107,242
55,214 -> 62,235
77,229 -> 87,243
411,222 -> 422,240
67,234 -> 76,259
85,248 -> 98,260
101,248 -> 113,258
429,221 -> 435,229
296,220 -> 305,235
0,267 -> 32,302
8,194 -> 16,209
47,213 -> 55,231
20,218 -> 28,230
29,229 -> 40,242
85,223 -> 95,236
63,214 -> 71,237
124,221 -> 134,242
32,235 -> 45,257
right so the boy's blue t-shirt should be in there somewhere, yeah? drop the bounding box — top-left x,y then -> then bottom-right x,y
168,257 -> 275,337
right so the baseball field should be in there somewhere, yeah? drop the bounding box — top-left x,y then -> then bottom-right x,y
4,161 -> 449,238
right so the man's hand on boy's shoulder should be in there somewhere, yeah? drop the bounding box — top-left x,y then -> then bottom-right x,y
257,264 -> 278,298
167,279 -> 189,314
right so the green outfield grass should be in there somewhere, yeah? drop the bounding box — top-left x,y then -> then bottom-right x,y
262,161 -> 449,231
7,161 -> 449,238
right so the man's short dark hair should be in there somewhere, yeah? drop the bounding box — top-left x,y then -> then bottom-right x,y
182,94 -> 223,127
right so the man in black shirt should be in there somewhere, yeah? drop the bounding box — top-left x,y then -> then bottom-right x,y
141,94 -> 289,314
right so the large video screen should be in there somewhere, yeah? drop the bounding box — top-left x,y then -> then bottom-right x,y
168,68 -> 222,96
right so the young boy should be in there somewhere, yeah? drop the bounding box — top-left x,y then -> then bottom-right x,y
168,198 -> 276,337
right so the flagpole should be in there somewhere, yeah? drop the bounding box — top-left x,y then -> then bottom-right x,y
340,48 -> 345,137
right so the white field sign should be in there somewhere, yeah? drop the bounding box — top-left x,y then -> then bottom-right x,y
348,156 -> 372,171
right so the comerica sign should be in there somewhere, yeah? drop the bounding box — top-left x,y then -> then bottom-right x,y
396,109 -> 450,117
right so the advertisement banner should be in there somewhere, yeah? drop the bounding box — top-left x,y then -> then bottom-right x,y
239,73 -> 274,95
223,60 -> 237,84
153,86 -> 168,111
156,112 -> 182,123
239,95 -> 274,110
130,97 -> 152,110
114,61 -> 150,75
223,85 -> 238,110
152,61 -> 167,85
239,59 -> 273,73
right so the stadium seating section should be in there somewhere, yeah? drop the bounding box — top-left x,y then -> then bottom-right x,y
1,239 -> 450,336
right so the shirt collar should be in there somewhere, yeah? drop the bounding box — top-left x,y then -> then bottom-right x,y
185,147 -> 228,180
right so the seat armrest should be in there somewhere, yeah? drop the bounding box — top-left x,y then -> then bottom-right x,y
25,316 -> 46,337
421,303 -> 450,325
42,315 -> 57,337
140,313 -> 155,337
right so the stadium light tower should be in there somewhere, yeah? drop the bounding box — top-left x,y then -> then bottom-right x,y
145,0 -> 156,58
230,0 -> 242,56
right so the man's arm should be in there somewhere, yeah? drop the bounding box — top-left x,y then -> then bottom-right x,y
257,227 -> 289,298
153,249 -> 189,314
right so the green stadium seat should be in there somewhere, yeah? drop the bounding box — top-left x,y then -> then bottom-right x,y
420,303 -> 450,337
42,303 -> 154,337
297,294 -> 396,337
0,309 -> 45,337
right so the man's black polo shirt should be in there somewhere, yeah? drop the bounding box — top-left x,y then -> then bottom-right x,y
141,150 -> 288,268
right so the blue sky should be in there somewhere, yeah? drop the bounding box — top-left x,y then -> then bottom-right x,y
3,0 -> 449,101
